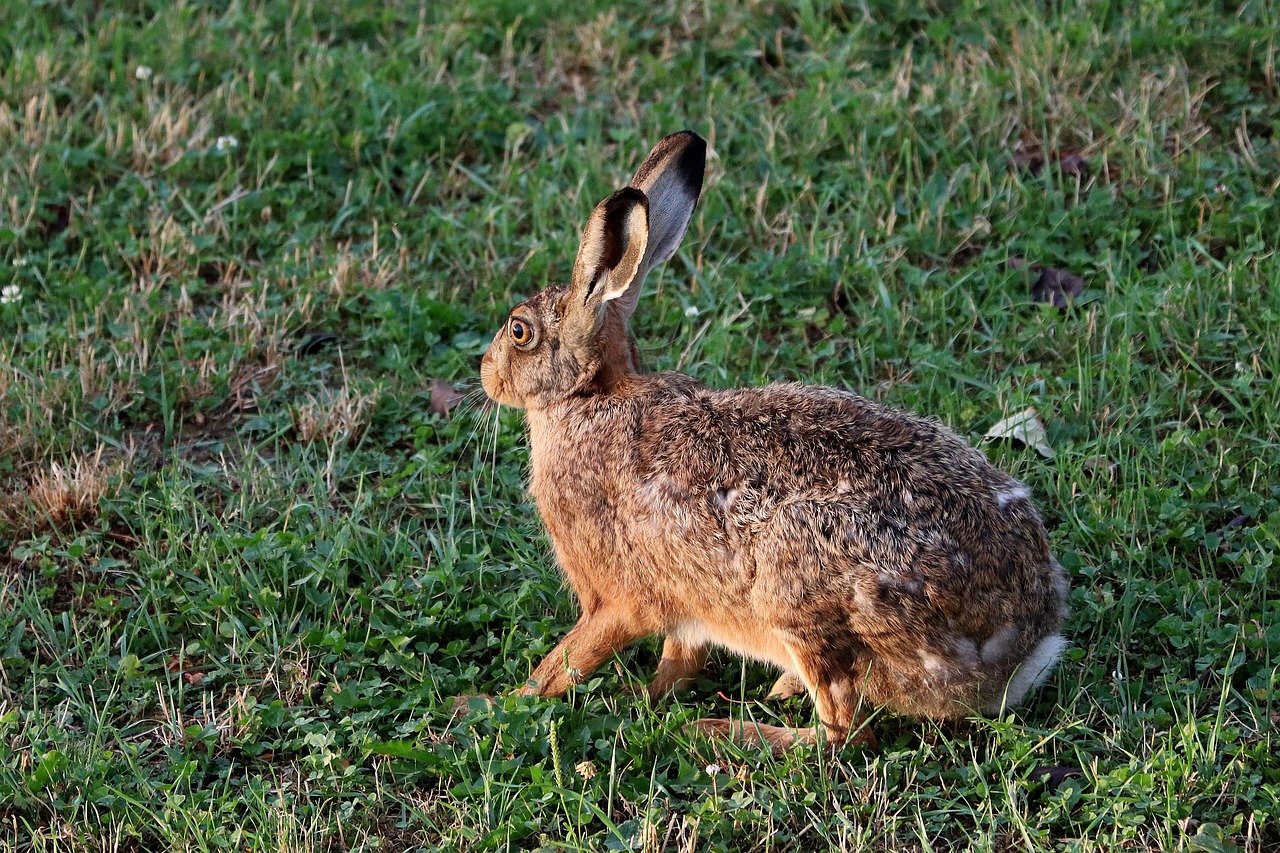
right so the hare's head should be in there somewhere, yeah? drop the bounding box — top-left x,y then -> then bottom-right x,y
481,131 -> 706,410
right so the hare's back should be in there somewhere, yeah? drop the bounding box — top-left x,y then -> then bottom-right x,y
634,378 -> 1055,603
639,380 -> 1020,507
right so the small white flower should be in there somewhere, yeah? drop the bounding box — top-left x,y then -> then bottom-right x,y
215,135 -> 239,152
704,762 -> 721,776
1,284 -> 21,304
135,65 -> 153,80
684,305 -> 700,318
12,257 -> 28,267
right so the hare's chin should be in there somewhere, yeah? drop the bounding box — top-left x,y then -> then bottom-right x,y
482,380 -> 523,409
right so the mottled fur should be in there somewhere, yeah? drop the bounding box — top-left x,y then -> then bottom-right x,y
480,131 -> 1068,750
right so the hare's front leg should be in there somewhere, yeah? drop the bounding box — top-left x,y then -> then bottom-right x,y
645,636 -> 709,699
519,608 -> 648,698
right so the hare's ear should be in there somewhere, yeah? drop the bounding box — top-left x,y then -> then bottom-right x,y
614,130 -> 706,320
562,187 -> 650,350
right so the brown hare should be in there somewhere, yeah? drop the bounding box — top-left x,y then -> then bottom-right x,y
479,130 -> 1068,751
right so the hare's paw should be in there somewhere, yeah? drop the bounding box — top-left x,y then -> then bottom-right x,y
685,717 -> 810,755
686,716 -> 877,755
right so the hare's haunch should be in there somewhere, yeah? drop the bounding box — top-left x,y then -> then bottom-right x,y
480,131 -> 1068,751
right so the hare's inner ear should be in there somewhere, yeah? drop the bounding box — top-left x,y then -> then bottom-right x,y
563,187 -> 649,349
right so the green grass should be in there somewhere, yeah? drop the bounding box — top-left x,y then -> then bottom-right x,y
1,0 -> 1277,849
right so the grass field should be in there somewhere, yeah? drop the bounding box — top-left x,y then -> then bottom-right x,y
1,0 -> 1278,850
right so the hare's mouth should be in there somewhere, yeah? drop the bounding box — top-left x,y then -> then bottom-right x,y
479,365 -> 522,409
481,374 -> 507,405
486,383 -> 514,406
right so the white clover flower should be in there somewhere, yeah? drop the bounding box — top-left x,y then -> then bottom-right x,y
704,762 -> 721,776
684,304 -> 700,318
215,135 -> 239,152
1,284 -> 21,305
135,65 -> 153,80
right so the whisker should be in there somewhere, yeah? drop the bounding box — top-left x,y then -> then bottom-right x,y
488,400 -> 502,491
448,386 -> 492,460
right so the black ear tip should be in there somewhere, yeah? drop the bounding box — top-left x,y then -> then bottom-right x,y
671,129 -> 706,147
632,130 -> 707,198
669,130 -> 707,194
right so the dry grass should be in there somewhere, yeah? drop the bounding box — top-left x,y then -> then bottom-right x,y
291,367 -> 380,447
0,445 -> 128,532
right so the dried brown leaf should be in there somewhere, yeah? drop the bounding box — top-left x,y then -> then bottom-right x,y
1031,765 -> 1083,789
1008,258 -> 1085,309
430,379 -> 464,418
1030,267 -> 1085,308
1081,456 -> 1118,481
1011,149 -> 1090,178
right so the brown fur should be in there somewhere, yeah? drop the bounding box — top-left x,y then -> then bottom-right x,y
479,131 -> 1068,751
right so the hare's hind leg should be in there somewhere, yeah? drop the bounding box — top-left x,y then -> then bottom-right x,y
805,673 -> 877,749
646,636 -> 709,699
787,645 -> 878,748
519,609 -> 649,698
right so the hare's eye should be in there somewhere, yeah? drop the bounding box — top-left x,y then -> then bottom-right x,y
508,317 -> 535,347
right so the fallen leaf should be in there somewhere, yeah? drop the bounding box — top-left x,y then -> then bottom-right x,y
984,408 -> 1055,459
430,379 -> 465,418
1011,149 -> 1090,178
183,671 -> 205,686
1081,456 -> 1117,480
1056,152 -> 1089,177
1008,258 -> 1085,309
1030,765 -> 1083,789
1030,267 -> 1085,308
1011,151 -> 1045,174
295,332 -> 340,357
449,694 -> 494,715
